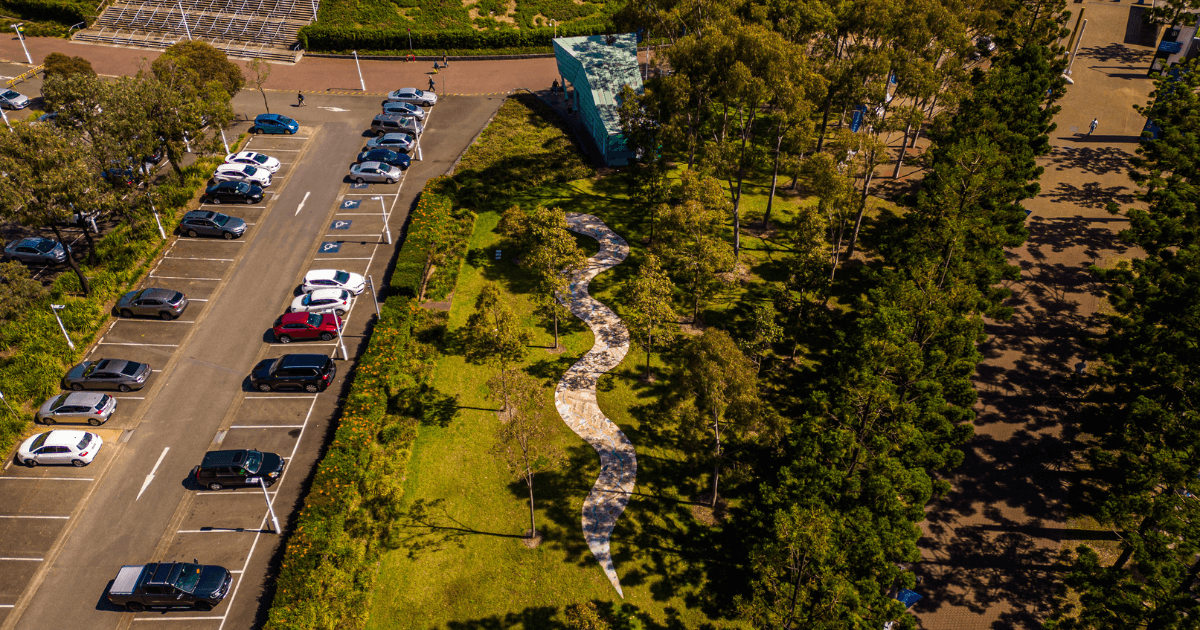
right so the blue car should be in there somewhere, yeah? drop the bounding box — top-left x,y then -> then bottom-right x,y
355,148 -> 411,170
5,237 -> 67,265
250,114 -> 298,135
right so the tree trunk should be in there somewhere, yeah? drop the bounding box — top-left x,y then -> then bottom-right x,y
552,308 -> 559,349
1113,515 -> 1155,570
845,160 -> 875,258
815,97 -> 834,153
763,126 -> 784,229
892,118 -> 913,178
260,88 -> 270,114
710,408 -> 722,509
526,475 -> 536,538
80,222 -> 97,266
164,142 -> 185,180
49,224 -> 89,296
418,256 -> 433,301
692,265 -> 701,323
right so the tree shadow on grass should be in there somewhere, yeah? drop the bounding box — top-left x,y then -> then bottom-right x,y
435,602 -> 718,630
389,498 -> 529,561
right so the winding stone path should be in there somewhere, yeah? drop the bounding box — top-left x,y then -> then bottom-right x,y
554,212 -> 636,598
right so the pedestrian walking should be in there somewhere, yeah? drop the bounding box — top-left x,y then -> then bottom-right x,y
442,53 -> 448,66
428,76 -> 436,92
432,62 -> 439,74
297,91 -> 305,107
552,79 -> 559,95
1089,118 -> 1098,135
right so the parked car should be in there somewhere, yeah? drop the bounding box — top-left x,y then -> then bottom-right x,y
370,113 -> 424,136
202,181 -> 263,206
355,148 -> 411,170
194,449 -> 285,490
290,288 -> 351,316
181,209 -> 248,239
36,392 -> 117,426
0,89 -> 29,110
16,430 -> 103,467
62,359 -> 151,392
365,132 -> 414,152
348,161 -> 402,184
212,163 -> 272,187
4,237 -> 67,265
273,312 -> 342,343
302,269 -> 366,295
114,287 -> 188,320
106,562 -> 232,612
381,101 -> 426,120
384,88 -> 437,107
224,151 -> 280,173
249,353 -> 337,393
250,113 -> 298,134
102,166 -> 137,187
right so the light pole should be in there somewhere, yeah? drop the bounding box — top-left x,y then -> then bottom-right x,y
550,19 -> 556,39
371,195 -> 392,244
407,28 -> 412,50
1063,19 -> 1088,84
147,191 -> 166,239
258,478 -> 281,534
10,24 -> 31,65
0,390 -> 16,419
175,1 -> 193,40
367,275 -> 381,316
50,304 -> 75,350
324,308 -> 348,360
220,128 -> 230,154
352,50 -> 366,91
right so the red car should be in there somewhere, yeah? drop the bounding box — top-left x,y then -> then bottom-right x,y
272,312 -> 342,343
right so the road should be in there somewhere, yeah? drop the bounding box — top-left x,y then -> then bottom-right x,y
0,88 -> 506,630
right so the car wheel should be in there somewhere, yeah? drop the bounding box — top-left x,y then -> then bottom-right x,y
319,332 -> 333,341
252,127 -> 262,134
127,602 -> 145,613
224,231 -> 235,240
88,418 -> 102,426
25,459 -> 36,468
257,383 -> 272,392
72,459 -> 86,467
335,308 -> 346,316
160,311 -> 174,320
120,309 -> 133,318
278,334 -> 292,344
305,384 -> 319,393
356,177 -> 366,184
188,229 -> 199,237
195,602 -> 213,612
246,197 -> 256,205
119,384 -> 132,392
71,383 -> 83,391
211,197 -> 221,204
386,178 -> 395,184
208,482 -> 223,491
376,130 -> 385,136
424,101 -> 433,107
41,417 -> 55,426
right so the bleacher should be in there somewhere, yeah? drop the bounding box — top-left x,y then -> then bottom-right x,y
73,0 -> 315,63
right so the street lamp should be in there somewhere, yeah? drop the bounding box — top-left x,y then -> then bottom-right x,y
367,275 -> 381,316
10,24 -> 31,65
146,191 -> 166,239
50,304 -> 75,350
550,19 -> 556,39
371,195 -> 392,244
0,390 -> 16,419
352,50 -> 366,91
322,307 -> 348,360
258,478 -> 281,534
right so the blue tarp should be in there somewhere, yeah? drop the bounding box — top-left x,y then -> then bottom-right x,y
894,589 -> 923,609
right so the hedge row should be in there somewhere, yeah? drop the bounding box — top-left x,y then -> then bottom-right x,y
263,298 -> 442,629
0,0 -> 88,26
298,22 -> 613,52
390,178 -> 475,301
0,157 -> 225,457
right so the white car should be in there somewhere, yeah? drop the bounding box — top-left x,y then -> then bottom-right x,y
290,289 -> 352,316
17,430 -> 103,467
385,88 -> 437,107
0,89 -> 29,110
213,163 -> 272,187
381,101 -> 427,120
224,151 -> 281,173
349,161 -> 402,184
303,269 -> 366,295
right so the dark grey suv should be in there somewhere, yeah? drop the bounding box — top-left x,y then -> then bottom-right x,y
62,359 -> 151,392
250,354 -> 336,393
181,210 -> 247,239
194,449 -> 285,490
114,288 -> 188,320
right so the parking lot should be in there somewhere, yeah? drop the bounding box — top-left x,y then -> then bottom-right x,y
0,89 -> 506,630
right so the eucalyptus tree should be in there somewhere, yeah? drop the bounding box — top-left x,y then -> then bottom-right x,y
653,171 -> 735,322
620,253 -> 677,379
523,206 -> 587,349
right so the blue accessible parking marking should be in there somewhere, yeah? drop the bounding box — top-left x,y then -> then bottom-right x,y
331,220 -> 353,230
350,183 -> 368,189
340,199 -> 361,209
320,242 -> 342,253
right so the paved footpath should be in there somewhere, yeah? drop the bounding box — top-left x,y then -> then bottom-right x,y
554,212 -> 636,598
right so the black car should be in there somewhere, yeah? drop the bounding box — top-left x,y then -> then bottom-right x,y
194,449 -> 285,490
107,562 -> 232,612
203,181 -> 263,205
355,148 -> 411,170
250,354 -> 336,393
181,210 -> 247,239
114,287 -> 188,320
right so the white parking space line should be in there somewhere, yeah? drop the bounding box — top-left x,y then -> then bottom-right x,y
228,425 -> 305,429
118,320 -> 195,324
195,491 -> 278,496
112,396 -> 146,400
0,604 -> 13,608
199,205 -> 267,210
0,515 -> 68,519
0,477 -> 93,481
243,395 -> 316,399
333,213 -> 396,216
177,529 -> 270,534
175,239 -> 245,243
0,558 -> 42,562
314,258 -> 373,261
253,148 -> 302,151
134,616 -> 225,621
98,342 -> 178,347
165,257 -> 234,262
324,234 -> 384,238
188,299 -> 209,302
150,276 -> 223,281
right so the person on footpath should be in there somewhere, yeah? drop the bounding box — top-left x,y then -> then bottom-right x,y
297,91 -> 305,107
428,77 -> 436,91
552,79 -> 559,95
1089,118 -> 1098,135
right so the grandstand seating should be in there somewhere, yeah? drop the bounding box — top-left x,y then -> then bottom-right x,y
73,0 -> 314,63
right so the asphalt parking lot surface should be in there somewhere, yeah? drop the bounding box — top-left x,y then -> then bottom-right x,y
0,88 -> 506,630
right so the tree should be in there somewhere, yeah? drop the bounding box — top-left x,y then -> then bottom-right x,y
678,328 -> 765,508
246,58 -> 273,114
139,70 -> 235,179
152,41 -> 245,99
523,207 -> 587,349
464,283 -> 531,411
0,261 -> 46,323
42,53 -> 95,81
742,302 -> 783,372
655,171 -> 735,322
621,253 -> 677,380
490,368 -> 564,541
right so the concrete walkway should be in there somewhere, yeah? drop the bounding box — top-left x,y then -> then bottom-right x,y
554,212 -> 636,598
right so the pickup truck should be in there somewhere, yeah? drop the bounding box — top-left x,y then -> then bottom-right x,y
106,561 -> 232,612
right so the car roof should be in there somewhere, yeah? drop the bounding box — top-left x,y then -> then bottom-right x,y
305,269 -> 340,281
357,161 -> 387,170
280,312 -> 319,325
42,430 -> 89,446
16,237 -> 52,247
307,288 -> 346,299
381,133 -> 410,140
139,288 -> 178,299
200,449 -> 259,468
257,113 -> 287,122
62,392 -> 106,406
375,113 -> 409,121
216,163 -> 250,171
184,210 -> 217,218
278,354 -> 330,368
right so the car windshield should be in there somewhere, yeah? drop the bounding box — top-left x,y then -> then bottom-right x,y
412,89 -> 424,96
252,154 -> 268,164
30,433 -> 48,449
213,214 -> 230,226
235,182 -> 250,193
334,271 -> 350,284
171,564 -> 203,593
48,395 -> 66,411
244,450 -> 263,473
77,433 -> 92,449
83,363 -> 98,377
307,313 -> 322,327
96,395 -> 110,410
1,90 -> 19,99
241,165 -> 257,175
120,362 -> 140,376
34,240 -> 55,253
301,295 -> 312,306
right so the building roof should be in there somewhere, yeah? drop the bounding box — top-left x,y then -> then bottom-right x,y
553,33 -> 643,137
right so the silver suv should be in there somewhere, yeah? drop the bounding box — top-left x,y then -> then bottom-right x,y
370,113 -> 423,136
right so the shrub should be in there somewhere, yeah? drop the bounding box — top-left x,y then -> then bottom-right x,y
298,22 -> 613,52
392,179 -> 475,301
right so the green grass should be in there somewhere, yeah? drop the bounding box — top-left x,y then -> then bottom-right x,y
311,0 -> 620,33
